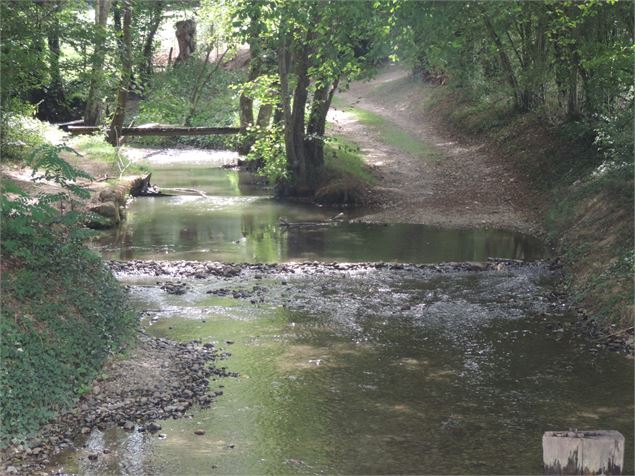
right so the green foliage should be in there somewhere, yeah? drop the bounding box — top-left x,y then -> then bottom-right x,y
228,0 -> 395,191
560,245 -> 634,326
0,111 -> 65,162
28,144 -> 92,198
314,136 -> 376,205
246,123 -> 288,184
393,1 -> 633,119
0,142 -> 136,444
70,135 -> 118,164
593,86 -> 634,169
324,136 -> 376,186
129,65 -> 241,149
0,1 -> 53,106
0,1 -> 97,121
69,134 -> 147,177
0,243 -> 135,444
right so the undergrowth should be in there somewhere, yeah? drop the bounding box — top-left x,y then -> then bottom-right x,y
315,136 -> 376,205
69,134 -> 146,176
324,136 -> 376,186
128,64 -> 241,150
0,144 -> 135,445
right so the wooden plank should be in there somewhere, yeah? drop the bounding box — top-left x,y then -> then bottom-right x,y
543,430 -> 625,475
67,126 -> 240,136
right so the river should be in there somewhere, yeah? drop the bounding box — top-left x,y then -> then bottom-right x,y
58,149 -> 633,475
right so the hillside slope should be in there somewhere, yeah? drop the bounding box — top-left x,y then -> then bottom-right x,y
331,65 -> 633,336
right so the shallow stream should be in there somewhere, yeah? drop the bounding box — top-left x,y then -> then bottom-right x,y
60,149 -> 632,475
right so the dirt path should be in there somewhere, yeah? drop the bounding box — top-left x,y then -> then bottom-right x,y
329,65 -> 541,234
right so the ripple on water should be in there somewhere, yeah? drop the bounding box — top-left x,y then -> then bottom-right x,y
52,262 -> 634,475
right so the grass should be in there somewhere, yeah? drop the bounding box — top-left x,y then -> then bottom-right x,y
68,135 -> 147,176
332,96 -> 443,163
324,136 -> 377,186
70,135 -> 117,163
314,135 -> 377,205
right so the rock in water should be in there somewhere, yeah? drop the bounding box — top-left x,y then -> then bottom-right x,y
146,422 -> 161,433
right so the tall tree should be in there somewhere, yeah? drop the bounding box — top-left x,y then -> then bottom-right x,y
108,0 -> 132,144
84,0 -> 113,125
393,0 -> 633,120
233,0 -> 390,194
138,0 -> 164,88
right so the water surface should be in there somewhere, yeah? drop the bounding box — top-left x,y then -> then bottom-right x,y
93,151 -> 546,263
63,149 -> 633,475
53,265 -> 634,475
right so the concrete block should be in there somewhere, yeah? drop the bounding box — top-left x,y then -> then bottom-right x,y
543,430 -> 625,475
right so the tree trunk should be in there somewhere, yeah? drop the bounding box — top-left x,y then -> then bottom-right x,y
84,0 -> 113,125
256,103 -> 273,128
174,19 -> 196,64
140,1 -> 163,88
288,40 -> 311,194
108,0 -> 132,145
237,62 -> 256,153
482,14 -> 525,112
306,78 -> 339,170
278,34 -> 296,187
273,104 -> 283,124
566,69 -> 580,120
44,2 -> 68,121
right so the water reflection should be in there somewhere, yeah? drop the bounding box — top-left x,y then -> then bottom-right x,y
93,162 -> 546,263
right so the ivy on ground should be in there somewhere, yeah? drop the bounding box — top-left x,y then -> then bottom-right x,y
0,145 -> 136,445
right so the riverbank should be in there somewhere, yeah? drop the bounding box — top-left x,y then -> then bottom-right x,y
1,332 -> 234,474
0,130 -> 141,469
0,228 -> 135,449
331,65 -> 633,337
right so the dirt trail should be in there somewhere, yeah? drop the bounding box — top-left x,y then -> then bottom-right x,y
329,65 -> 541,234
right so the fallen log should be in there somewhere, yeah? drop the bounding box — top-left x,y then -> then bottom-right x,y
56,119 -> 84,131
67,125 -> 240,136
130,174 -> 156,196
129,174 -> 207,197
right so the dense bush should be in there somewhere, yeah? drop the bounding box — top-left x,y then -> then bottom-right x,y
0,146 -> 135,445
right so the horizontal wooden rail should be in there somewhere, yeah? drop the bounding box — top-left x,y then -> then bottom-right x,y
67,126 -> 241,136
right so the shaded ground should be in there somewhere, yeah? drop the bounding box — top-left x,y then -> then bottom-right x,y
329,65 -> 541,234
